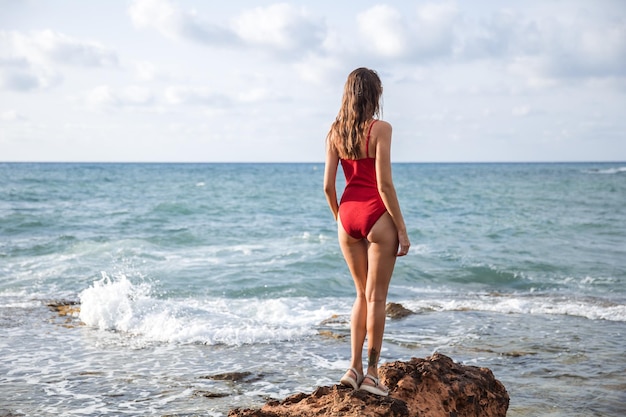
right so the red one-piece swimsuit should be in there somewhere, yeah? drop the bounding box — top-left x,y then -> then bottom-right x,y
339,120 -> 387,240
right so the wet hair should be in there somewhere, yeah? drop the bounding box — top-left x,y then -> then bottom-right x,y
328,68 -> 383,159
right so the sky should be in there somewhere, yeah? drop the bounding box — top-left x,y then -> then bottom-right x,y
1,0 -> 625,162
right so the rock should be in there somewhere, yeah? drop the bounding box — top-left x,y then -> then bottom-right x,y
319,314 -> 349,326
320,303 -> 414,325
47,300 -> 80,316
229,386 -> 409,417
46,300 -> 82,328
382,353 -> 509,417
193,390 -> 230,398
228,353 -> 508,417
318,330 -> 347,340
200,371 -> 262,383
385,303 -> 414,319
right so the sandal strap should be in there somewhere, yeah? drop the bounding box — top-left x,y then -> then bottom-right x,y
348,368 -> 364,382
364,374 -> 380,385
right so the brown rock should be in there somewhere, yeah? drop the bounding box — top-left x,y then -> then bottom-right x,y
47,300 -> 80,316
319,314 -> 349,326
318,330 -> 347,340
229,385 -> 409,417
385,303 -> 414,319
229,353 -> 508,417
382,353 -> 509,417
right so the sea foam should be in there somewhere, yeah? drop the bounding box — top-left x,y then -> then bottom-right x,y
584,166 -> 626,175
403,293 -> 626,322
78,273 -> 336,346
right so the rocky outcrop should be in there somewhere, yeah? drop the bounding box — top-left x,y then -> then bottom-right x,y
229,353 -> 509,417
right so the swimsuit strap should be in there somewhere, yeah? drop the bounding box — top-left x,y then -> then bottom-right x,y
365,120 -> 377,158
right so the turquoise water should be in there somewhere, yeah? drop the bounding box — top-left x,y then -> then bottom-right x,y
1,162 -> 625,416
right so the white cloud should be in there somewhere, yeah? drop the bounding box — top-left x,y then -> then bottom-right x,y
164,85 -> 232,107
0,67 -> 44,91
0,110 -> 26,121
128,0 -> 180,36
356,3 -> 459,60
133,60 -> 166,82
0,56 -> 61,91
357,5 -> 408,58
512,105 -> 531,117
85,85 -> 154,109
537,15 -> 626,79
128,0 -> 236,45
0,30 -> 117,92
232,3 -> 325,54
237,88 -> 270,103
411,2 -> 459,57
293,53 -> 342,85
133,60 -> 157,81
507,56 -> 557,88
351,2 -> 626,86
462,7 -> 626,85
129,0 -> 325,57
7,30 -> 118,67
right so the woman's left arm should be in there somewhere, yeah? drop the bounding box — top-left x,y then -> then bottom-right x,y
323,138 -> 340,221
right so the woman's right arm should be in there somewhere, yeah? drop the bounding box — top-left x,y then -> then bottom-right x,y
373,121 -> 410,256
323,138 -> 340,221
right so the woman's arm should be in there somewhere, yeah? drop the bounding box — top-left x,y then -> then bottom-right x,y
323,138 -> 340,221
373,121 -> 411,256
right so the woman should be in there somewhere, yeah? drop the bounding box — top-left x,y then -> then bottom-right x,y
324,68 -> 410,397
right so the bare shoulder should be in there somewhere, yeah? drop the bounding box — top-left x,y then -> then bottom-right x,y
372,120 -> 392,141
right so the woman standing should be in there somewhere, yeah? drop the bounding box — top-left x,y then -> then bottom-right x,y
324,68 -> 410,397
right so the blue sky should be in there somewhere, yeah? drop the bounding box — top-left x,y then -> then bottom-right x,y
1,0 -> 625,162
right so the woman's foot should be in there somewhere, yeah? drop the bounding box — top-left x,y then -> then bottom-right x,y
359,374 -> 389,397
340,368 -> 363,390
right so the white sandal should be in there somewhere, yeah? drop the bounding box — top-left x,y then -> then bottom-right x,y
359,374 -> 389,397
340,367 -> 363,390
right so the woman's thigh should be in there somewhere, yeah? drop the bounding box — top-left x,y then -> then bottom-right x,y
337,213 -> 369,293
365,213 -> 398,298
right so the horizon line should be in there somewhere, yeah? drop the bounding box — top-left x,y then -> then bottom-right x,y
2,160 -> 626,165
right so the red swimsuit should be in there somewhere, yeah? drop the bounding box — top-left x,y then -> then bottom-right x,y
339,120 -> 387,240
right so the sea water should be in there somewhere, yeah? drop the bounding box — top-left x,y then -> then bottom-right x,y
0,162 -> 624,416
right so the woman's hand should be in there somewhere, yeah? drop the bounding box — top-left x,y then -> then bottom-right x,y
396,231 -> 410,257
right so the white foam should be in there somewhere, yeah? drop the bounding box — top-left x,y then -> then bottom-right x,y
403,293 -> 626,322
78,273 -> 340,346
79,272 -> 153,332
585,166 -> 626,175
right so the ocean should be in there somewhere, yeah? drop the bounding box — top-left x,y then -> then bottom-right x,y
0,162 -> 624,416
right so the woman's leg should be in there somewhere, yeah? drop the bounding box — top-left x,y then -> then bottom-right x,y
337,216 -> 369,376
364,212 -> 398,380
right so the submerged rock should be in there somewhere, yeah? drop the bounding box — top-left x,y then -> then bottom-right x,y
200,371 -> 262,383
193,390 -> 230,398
47,300 -> 80,316
47,300 -> 82,328
318,329 -> 347,340
228,353 -> 509,417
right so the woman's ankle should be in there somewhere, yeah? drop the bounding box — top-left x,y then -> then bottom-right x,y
349,366 -> 363,376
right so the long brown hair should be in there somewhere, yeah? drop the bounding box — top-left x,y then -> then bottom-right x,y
328,68 -> 383,159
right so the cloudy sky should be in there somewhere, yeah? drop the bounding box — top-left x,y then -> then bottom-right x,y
1,0 -> 625,162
